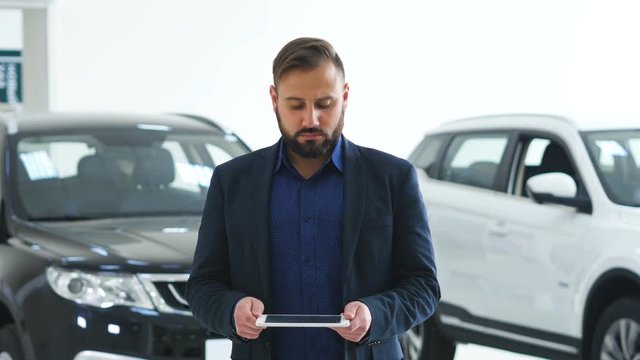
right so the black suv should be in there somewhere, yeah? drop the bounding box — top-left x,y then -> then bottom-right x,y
0,112 -> 250,360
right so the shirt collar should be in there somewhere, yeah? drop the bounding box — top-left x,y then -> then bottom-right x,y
274,135 -> 344,174
331,136 -> 344,172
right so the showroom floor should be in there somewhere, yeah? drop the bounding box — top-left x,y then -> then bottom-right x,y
205,340 -> 545,359
455,344 -> 543,359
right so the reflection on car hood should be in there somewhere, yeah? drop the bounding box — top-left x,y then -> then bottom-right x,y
17,216 -> 201,272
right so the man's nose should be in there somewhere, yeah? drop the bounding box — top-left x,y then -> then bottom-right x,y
301,106 -> 320,128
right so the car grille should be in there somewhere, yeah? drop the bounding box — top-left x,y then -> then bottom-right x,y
138,273 -> 192,316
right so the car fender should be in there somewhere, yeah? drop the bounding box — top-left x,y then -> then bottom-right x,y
575,253 -> 640,327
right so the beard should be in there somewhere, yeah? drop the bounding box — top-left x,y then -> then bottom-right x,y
276,108 -> 344,158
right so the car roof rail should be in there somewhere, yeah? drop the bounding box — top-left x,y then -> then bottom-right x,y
169,112 -> 252,152
169,113 -> 227,133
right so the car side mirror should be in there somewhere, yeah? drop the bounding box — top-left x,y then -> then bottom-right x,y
526,172 -> 592,213
527,173 -> 577,198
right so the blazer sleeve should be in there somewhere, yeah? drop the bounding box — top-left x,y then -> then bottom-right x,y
186,168 -> 247,341
359,164 -> 441,342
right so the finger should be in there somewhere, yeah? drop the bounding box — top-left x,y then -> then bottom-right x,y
250,298 -> 265,317
238,297 -> 251,310
238,323 -> 263,337
236,297 -> 262,320
346,313 -> 363,332
350,302 -> 371,332
343,302 -> 358,320
234,297 -> 265,337
234,297 -> 249,330
242,313 -> 262,329
235,297 -> 253,321
338,307 -> 370,342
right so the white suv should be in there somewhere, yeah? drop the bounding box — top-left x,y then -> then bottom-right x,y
403,114 -> 640,360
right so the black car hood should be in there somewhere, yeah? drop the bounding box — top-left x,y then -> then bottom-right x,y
16,216 -> 201,273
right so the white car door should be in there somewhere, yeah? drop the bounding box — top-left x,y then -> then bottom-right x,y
418,133 -> 591,347
478,136 -> 591,339
420,132 -> 512,318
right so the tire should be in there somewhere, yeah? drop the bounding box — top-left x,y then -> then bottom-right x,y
0,324 -> 24,360
401,317 -> 456,360
590,298 -> 640,360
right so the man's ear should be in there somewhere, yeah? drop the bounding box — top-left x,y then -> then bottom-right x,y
269,85 -> 278,112
342,82 -> 350,110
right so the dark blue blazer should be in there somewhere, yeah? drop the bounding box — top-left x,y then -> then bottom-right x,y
187,138 -> 440,360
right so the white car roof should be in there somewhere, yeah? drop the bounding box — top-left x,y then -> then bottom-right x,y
431,113 -> 639,134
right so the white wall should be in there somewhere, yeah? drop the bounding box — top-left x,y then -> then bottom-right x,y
0,9 -> 22,49
49,0 -> 640,158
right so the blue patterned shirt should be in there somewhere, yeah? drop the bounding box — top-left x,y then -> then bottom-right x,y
269,136 -> 344,360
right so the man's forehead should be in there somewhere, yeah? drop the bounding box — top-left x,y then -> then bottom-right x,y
276,82 -> 343,98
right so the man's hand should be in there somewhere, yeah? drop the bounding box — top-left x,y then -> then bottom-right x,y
334,301 -> 372,343
233,296 -> 264,340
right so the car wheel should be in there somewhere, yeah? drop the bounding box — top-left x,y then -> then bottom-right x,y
590,298 -> 640,360
401,317 -> 456,360
0,324 -> 24,360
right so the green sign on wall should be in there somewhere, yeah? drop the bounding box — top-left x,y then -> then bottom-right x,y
0,50 -> 22,105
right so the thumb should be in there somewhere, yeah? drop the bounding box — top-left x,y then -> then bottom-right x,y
343,302 -> 359,320
250,298 -> 265,317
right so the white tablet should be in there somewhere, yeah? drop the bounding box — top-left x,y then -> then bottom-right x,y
255,314 -> 350,328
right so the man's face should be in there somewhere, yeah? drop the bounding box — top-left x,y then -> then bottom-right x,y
270,61 -> 349,158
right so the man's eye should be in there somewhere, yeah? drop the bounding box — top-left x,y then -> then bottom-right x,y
316,99 -> 334,109
290,104 -> 305,110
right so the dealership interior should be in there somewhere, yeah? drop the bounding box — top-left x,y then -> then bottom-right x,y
2,1 -> 640,360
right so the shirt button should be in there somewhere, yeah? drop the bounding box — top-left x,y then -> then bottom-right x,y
302,215 -> 311,223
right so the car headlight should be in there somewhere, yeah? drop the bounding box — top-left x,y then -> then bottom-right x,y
46,267 -> 154,310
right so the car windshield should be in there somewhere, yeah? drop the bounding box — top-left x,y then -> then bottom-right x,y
583,129 -> 640,207
11,128 -> 249,220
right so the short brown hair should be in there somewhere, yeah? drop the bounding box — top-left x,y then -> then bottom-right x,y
272,37 -> 345,88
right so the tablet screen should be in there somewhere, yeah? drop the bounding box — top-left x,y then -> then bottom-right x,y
264,315 -> 342,324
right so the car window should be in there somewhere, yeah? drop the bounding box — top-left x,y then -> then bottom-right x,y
19,140 -> 96,180
630,139 -> 640,163
440,134 -> 508,190
409,135 -> 447,178
584,130 -> 640,206
162,140 -> 207,193
13,129 -> 247,220
513,137 -> 578,197
523,138 -> 550,166
206,144 -> 234,166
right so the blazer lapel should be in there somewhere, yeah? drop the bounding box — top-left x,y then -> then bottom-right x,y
342,138 -> 366,293
250,142 -> 279,309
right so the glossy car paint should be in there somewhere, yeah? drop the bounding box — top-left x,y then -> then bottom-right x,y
409,114 -> 640,358
0,112 -> 250,360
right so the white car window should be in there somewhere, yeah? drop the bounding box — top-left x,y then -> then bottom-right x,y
441,134 -> 508,190
512,138 -> 578,199
205,144 -> 234,166
410,135 -> 447,178
523,138 -> 550,166
584,130 -> 640,206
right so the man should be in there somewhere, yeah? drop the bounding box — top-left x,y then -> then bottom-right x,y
187,37 -> 439,360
